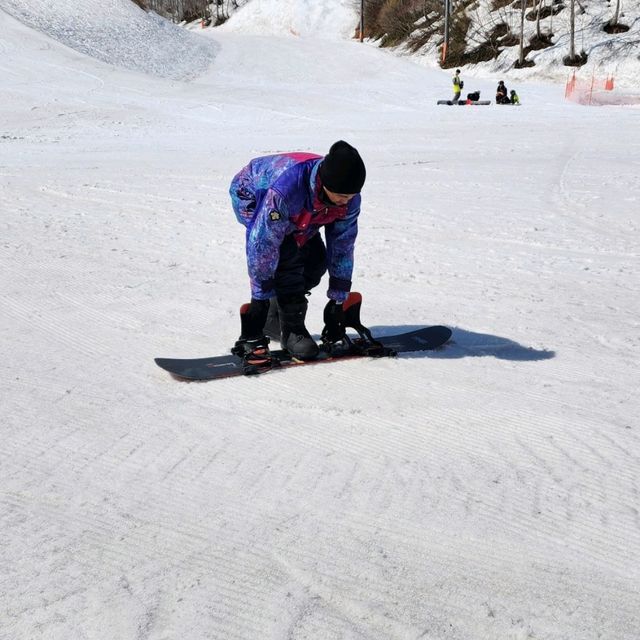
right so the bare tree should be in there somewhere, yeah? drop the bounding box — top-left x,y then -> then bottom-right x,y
141,0 -> 210,22
563,0 -> 589,64
610,0 -> 621,27
604,0 -> 631,33
518,0 -> 525,65
568,0 -> 575,60
535,0 -> 544,39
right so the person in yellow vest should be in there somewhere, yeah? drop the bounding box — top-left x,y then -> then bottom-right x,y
510,89 -> 520,104
452,69 -> 463,102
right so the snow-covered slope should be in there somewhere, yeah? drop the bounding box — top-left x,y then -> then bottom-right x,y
220,0 -> 640,87
0,0 -> 216,79
1,1 -> 640,639
218,0 -> 358,40
457,0 -> 640,86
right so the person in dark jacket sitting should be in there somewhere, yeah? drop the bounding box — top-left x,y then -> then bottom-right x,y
496,80 -> 510,104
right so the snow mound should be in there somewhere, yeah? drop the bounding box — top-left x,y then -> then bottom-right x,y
219,0 -> 358,40
0,0 -> 217,80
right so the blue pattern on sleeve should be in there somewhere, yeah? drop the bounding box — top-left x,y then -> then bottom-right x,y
229,153 -> 360,302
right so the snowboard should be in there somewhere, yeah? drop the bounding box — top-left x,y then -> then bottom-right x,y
155,325 -> 452,381
437,99 -> 492,106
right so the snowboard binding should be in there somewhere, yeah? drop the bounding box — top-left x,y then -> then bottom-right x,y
231,336 -> 280,375
232,303 -> 281,375
321,292 -> 396,358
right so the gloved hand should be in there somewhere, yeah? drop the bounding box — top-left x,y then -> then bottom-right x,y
321,300 -> 346,343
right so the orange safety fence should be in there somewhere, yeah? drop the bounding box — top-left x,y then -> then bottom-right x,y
565,70 -> 615,104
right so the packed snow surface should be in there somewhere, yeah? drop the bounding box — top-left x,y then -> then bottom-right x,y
1,0 -> 639,639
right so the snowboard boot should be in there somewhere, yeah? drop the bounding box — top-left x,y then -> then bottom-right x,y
231,300 -> 276,374
262,297 -> 281,342
279,297 -> 319,360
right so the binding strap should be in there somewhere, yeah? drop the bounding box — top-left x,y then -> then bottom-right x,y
322,292 -> 396,358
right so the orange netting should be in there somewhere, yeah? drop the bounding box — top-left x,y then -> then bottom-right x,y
565,71 -> 615,104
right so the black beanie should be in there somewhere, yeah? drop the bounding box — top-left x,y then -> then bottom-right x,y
319,140 -> 366,194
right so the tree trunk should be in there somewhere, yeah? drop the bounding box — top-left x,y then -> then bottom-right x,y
612,0 -> 621,26
569,0 -> 575,59
536,0 -> 543,39
518,0 -> 526,65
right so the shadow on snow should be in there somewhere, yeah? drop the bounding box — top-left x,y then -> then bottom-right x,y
363,325 -> 556,362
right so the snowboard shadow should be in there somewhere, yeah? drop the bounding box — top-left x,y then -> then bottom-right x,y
364,325 -> 556,362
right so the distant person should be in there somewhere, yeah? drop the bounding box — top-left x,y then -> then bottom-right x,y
510,89 -> 520,104
496,80 -> 510,104
453,69 -> 463,102
229,141 -> 366,366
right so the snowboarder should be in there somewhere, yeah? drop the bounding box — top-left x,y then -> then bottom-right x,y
496,80 -> 510,104
453,69 -> 463,102
510,89 -> 520,104
229,141 -> 366,365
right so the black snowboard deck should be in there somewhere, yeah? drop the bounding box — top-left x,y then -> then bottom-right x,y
155,325 -> 452,381
437,99 -> 492,106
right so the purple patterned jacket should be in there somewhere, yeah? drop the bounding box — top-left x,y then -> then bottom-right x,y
230,152 -> 361,303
